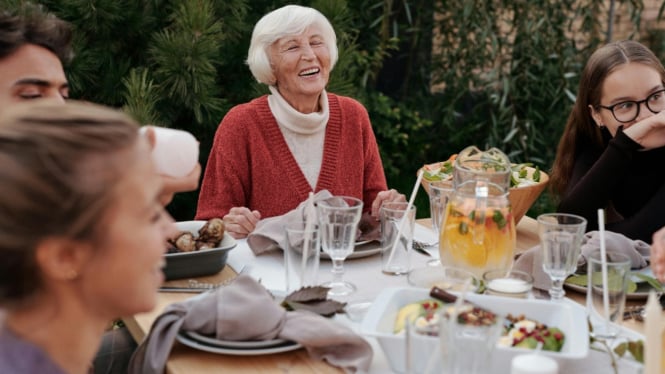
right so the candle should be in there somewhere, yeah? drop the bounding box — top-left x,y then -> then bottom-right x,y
483,270 -> 534,298
488,278 -> 531,293
510,353 -> 558,374
645,290 -> 665,374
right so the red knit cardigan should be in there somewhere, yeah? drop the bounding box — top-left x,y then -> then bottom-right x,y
195,93 -> 388,220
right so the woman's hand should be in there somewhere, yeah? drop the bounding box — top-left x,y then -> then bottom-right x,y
158,163 -> 202,206
370,189 -> 406,219
624,111 -> 665,149
651,226 -> 665,283
223,207 -> 262,239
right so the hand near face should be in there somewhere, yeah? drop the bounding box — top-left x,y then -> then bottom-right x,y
223,207 -> 262,239
158,163 -> 202,206
623,110 -> 665,149
651,226 -> 665,283
370,189 -> 407,219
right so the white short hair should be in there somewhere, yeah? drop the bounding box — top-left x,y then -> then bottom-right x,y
246,5 -> 338,85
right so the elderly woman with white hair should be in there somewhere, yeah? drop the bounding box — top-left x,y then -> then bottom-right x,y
196,4 -> 404,238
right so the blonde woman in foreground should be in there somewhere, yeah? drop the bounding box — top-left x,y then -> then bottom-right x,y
0,101 -> 176,373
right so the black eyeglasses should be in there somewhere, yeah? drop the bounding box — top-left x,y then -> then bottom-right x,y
598,89 -> 665,123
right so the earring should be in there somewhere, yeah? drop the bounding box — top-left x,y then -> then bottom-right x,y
599,123 -> 605,128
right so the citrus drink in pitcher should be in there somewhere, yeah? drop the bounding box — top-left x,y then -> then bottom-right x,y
439,145 -> 517,277
439,197 -> 516,278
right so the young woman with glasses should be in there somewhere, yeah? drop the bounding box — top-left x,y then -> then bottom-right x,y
550,40 -> 665,242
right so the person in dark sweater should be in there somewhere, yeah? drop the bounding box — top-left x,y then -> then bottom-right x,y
196,5 -> 405,238
550,40 -> 665,243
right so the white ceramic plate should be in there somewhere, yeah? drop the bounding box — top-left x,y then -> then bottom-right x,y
361,287 -> 589,373
176,332 -> 302,356
320,241 -> 381,260
564,266 -> 659,301
183,331 -> 289,349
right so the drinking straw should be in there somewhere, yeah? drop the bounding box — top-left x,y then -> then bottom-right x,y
597,209 -> 611,332
386,170 -> 424,265
301,192 -> 316,286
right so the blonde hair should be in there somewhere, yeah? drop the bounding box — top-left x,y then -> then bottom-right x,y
0,101 -> 140,304
246,5 -> 338,85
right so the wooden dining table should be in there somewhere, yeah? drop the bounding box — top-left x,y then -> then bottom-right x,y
123,216 -> 647,373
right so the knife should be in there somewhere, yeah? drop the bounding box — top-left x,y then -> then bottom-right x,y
158,287 -> 212,293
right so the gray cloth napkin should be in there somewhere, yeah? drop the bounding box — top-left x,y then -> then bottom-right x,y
247,190 -> 333,254
247,191 -> 379,255
513,230 -> 650,290
128,274 -> 372,374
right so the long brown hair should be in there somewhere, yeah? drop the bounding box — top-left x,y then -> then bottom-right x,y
550,40 -> 665,197
0,101 -> 140,305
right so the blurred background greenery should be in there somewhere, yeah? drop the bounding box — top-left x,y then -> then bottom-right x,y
4,0 -> 664,220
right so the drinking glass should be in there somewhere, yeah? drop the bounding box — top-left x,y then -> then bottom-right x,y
317,196 -> 363,296
537,213 -> 587,301
587,250 -> 630,339
439,306 -> 504,374
284,223 -> 320,293
380,202 -> 415,275
426,181 -> 454,266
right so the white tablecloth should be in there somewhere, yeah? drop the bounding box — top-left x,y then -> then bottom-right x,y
226,223 -> 644,374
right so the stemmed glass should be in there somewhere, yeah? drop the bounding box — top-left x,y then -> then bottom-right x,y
317,196 -> 363,296
426,181 -> 454,266
538,213 -> 587,301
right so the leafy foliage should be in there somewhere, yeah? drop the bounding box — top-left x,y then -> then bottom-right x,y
281,286 -> 346,317
8,0 -> 653,220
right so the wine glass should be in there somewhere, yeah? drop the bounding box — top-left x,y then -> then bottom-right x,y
317,196 -> 363,296
427,181 -> 454,266
537,213 -> 587,301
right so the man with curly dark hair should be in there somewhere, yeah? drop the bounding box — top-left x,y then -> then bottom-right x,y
0,3 -> 73,108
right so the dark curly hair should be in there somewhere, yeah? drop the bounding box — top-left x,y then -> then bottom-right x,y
0,3 -> 73,64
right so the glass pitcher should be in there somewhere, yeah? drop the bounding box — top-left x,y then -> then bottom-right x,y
438,146 -> 516,278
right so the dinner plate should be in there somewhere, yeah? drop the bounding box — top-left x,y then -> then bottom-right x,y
564,266 -> 659,301
183,331 -> 289,349
320,240 -> 381,260
177,332 -> 302,356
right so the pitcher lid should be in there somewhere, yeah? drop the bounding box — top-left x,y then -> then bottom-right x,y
453,146 -> 511,190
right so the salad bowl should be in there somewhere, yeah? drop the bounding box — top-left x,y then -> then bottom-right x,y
361,287 -> 589,373
419,160 -> 549,224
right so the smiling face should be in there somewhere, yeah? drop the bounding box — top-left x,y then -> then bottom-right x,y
269,25 -> 331,113
78,139 -> 177,318
0,44 -> 69,111
590,62 -> 665,136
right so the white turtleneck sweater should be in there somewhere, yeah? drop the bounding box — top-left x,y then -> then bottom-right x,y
267,86 -> 329,189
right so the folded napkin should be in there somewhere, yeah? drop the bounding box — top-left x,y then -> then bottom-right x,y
247,191 -> 380,255
128,274 -> 372,374
513,230 -> 650,290
247,190 -> 333,254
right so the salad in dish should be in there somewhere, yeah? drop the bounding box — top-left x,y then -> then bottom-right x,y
422,154 -> 542,188
392,298 -> 565,352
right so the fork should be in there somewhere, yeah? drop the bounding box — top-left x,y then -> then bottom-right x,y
412,240 -> 438,256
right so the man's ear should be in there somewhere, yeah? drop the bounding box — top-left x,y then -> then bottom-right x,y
34,238 -> 92,281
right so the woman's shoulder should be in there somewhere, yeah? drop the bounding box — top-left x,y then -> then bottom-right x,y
218,95 -> 271,132
224,95 -> 270,119
327,93 -> 370,124
327,93 -> 366,110
0,326 -> 66,374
